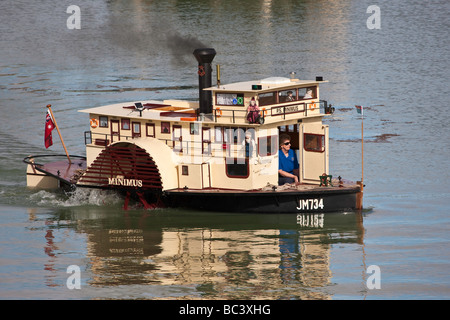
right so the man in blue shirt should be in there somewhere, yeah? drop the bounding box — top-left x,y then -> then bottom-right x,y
278,133 -> 299,185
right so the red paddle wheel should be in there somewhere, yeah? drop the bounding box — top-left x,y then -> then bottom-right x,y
78,142 -> 164,209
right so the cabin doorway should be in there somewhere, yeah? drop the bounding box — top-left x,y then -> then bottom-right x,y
277,124 -> 301,186
172,125 -> 183,153
278,124 -> 299,150
278,124 -> 300,169
110,120 -> 120,143
299,123 -> 329,184
277,122 -> 329,184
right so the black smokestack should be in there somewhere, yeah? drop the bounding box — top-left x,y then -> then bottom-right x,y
193,48 -> 216,114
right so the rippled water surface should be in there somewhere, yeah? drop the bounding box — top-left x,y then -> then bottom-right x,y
0,0 -> 449,300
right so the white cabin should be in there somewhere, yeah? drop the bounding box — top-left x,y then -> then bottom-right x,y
78,76 -> 331,192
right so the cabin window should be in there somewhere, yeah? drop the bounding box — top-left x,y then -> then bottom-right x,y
279,124 -> 297,133
215,126 -> 232,153
216,93 -> 245,106
214,126 -> 224,142
258,135 -> 278,156
202,127 -> 211,155
304,133 -> 325,152
258,92 -> 277,106
226,158 -> 249,178
232,127 -> 246,144
217,127 -> 252,156
146,123 -> 155,137
278,89 -> 297,103
161,122 -> 170,134
132,122 -> 141,138
84,131 -> 92,145
298,87 -> 316,100
99,116 -> 108,128
190,123 -> 199,135
121,119 -> 130,130
222,127 -> 248,157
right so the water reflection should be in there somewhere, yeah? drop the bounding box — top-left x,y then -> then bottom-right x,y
38,207 -> 364,299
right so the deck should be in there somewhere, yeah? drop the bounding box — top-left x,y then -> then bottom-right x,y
24,155 -> 87,186
164,180 -> 361,195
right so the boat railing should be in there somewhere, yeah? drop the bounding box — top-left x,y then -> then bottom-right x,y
208,100 -> 330,124
85,130 -> 219,155
158,138 -> 262,158
23,154 -> 86,167
212,108 -> 257,124
84,131 -> 141,146
85,130 -> 262,160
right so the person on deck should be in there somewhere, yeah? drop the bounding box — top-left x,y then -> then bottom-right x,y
286,91 -> 295,101
303,89 -> 313,99
246,97 -> 260,124
278,133 -> 299,185
241,131 -> 256,158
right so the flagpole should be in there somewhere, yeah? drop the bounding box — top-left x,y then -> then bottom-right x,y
361,111 -> 364,184
355,105 -> 364,210
360,110 -> 364,210
46,104 -> 71,164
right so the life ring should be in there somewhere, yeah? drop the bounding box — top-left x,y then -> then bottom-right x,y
309,102 -> 317,110
216,108 -> 222,118
261,108 -> 268,116
90,118 -> 99,128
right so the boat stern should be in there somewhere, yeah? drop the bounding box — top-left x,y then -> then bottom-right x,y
23,155 -> 87,190
26,159 -> 60,189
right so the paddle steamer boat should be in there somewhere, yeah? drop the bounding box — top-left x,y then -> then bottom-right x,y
24,48 -> 363,213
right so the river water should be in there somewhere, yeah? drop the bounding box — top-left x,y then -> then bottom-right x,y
0,0 -> 449,300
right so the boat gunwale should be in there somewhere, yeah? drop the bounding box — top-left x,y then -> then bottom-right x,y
164,185 -> 361,196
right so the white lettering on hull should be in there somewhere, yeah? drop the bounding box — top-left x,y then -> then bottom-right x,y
296,198 -> 324,211
108,177 -> 143,188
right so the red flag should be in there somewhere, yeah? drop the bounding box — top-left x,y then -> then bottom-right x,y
45,110 -> 55,148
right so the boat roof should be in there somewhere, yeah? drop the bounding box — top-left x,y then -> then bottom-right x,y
79,100 -> 198,121
79,77 -> 328,121
205,77 -> 327,93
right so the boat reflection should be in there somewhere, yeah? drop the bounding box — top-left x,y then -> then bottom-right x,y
44,207 -> 365,299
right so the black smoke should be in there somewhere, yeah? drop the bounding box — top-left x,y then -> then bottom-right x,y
104,14 -> 208,66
